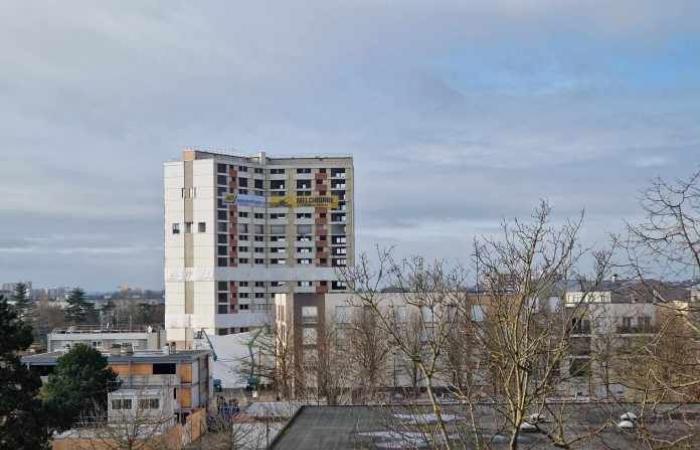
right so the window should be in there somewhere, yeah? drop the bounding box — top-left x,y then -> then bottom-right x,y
239,234 -> 249,241
239,304 -> 250,310
218,281 -> 228,290
217,163 -> 227,173
218,293 -> 228,302
296,168 -> 311,174
296,180 -> 311,189
239,281 -> 249,287
218,222 -> 227,232
254,224 -> 264,234
239,292 -> 250,298
254,179 -> 263,189
239,212 -> 249,218
217,175 -> 227,185
238,246 -> 249,252
238,224 -> 249,233
270,168 -> 285,174
254,247 -> 264,253
297,224 -> 312,235
198,222 -> 206,233
218,246 -> 227,256
301,306 -> 318,324
217,235 -> 227,244
172,223 -> 180,235
217,328 -> 230,336
238,166 -> 248,172
112,399 -> 132,410
139,398 -> 160,409
254,213 -> 264,219
298,281 -> 313,287
255,281 -> 265,287
270,180 -> 285,190
218,211 -> 227,220
254,258 -> 264,264
254,235 -> 264,242
254,168 -> 263,174
303,327 -> 317,345
270,213 -> 286,219
218,304 -> 229,314
569,358 -> 591,377
239,177 -> 248,187
270,225 -> 286,235
218,258 -> 228,267
297,258 -> 312,264
255,292 -> 265,298
153,363 -> 176,375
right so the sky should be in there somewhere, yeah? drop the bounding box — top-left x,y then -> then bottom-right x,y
1,1 -> 699,290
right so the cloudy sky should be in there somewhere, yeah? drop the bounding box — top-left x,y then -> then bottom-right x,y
1,1 -> 699,290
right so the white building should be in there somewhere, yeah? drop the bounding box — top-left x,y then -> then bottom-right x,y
47,326 -> 165,352
164,149 -> 354,346
108,387 -> 176,427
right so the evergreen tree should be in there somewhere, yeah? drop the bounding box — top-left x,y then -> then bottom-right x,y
43,344 -> 120,431
65,287 -> 98,325
0,296 -> 50,449
12,282 -> 31,319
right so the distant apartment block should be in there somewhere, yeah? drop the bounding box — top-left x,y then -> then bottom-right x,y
164,149 -> 354,345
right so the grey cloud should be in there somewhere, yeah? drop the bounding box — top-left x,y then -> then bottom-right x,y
0,1 -> 698,288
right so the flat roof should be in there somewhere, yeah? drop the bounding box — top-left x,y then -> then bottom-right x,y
181,148 -> 353,162
270,404 -> 700,450
22,350 -> 210,366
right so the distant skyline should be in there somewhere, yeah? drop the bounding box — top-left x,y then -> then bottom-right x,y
1,1 -> 699,290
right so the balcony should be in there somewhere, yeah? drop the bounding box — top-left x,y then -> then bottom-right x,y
616,324 -> 658,334
570,324 -> 591,335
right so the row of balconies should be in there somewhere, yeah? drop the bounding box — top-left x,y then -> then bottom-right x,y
569,322 -> 658,336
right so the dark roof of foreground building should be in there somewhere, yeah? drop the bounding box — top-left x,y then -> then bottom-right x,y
270,404 -> 700,450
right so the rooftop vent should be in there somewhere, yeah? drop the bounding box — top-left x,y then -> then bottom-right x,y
110,344 -> 122,357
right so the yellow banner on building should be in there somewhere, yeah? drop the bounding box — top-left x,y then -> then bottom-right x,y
269,195 -> 339,208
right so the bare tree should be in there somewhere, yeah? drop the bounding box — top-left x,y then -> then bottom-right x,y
69,387 -> 179,450
473,201 -> 612,449
302,322 -> 353,405
340,251 -> 470,449
237,326 -> 296,400
619,169 -> 700,445
344,306 -> 392,404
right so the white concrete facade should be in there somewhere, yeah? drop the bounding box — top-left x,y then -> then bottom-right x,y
165,149 -> 354,345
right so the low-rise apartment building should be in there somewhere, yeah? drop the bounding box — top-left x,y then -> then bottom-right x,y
47,326 -> 165,352
563,280 -> 691,400
22,347 -> 213,419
